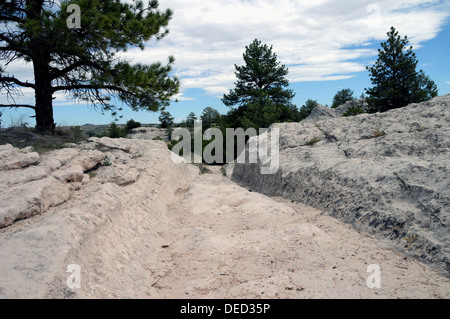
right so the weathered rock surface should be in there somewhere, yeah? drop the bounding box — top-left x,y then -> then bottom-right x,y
0,146 -> 107,228
232,94 -> 450,276
333,99 -> 368,117
128,127 -> 169,141
1,131 -> 449,298
0,137 -> 192,298
0,144 -> 40,171
303,99 -> 368,123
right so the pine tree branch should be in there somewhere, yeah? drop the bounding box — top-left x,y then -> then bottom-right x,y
0,104 -> 35,109
51,84 -> 128,94
0,13 -> 24,23
0,75 -> 35,89
50,60 -> 106,80
0,34 -> 31,57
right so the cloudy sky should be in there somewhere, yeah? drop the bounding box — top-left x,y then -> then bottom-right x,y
1,0 -> 450,126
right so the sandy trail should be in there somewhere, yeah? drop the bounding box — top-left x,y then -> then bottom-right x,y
147,165 -> 450,299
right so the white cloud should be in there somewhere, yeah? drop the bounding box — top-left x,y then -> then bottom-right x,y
127,0 -> 448,98
2,0 -> 449,105
172,92 -> 196,101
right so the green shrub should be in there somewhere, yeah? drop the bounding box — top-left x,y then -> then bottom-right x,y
32,142 -> 68,154
305,137 -> 321,146
69,126 -> 84,139
373,130 -> 386,138
332,88 -> 354,108
124,119 -> 141,134
343,105 -> 364,117
86,130 -> 97,138
106,122 -> 126,138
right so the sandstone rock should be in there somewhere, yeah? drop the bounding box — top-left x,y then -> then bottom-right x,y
50,150 -> 106,183
41,148 -> 80,168
0,144 -> 40,171
0,165 -> 49,187
303,99 -> 368,123
232,94 -> 450,276
0,136 -> 192,298
98,166 -> 140,186
0,144 -> 107,229
51,163 -> 86,183
333,99 -> 368,117
73,150 -> 107,172
128,127 -> 169,141
0,176 -> 70,228
303,104 -> 337,123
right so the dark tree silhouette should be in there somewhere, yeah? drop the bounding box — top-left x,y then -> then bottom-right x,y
0,0 -> 179,132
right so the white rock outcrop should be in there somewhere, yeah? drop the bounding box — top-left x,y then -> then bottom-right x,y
0,137 -> 191,298
128,127 -> 169,141
232,94 -> 450,276
302,99 -> 368,123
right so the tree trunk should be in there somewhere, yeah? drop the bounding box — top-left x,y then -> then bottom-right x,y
28,0 -> 55,133
33,61 -> 55,133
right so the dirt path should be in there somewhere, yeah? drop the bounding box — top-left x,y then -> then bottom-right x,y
147,165 -> 450,299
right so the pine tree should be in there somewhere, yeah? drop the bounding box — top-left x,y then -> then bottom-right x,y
222,39 -> 297,129
158,110 -> 174,128
186,112 -> 197,129
298,99 -> 318,121
200,107 -> 221,130
0,0 -> 179,132
365,27 -> 438,113
332,89 -> 354,108
124,119 -> 141,134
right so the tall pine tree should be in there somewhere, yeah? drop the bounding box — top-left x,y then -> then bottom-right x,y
365,27 -> 438,113
222,39 -> 297,129
0,0 -> 179,132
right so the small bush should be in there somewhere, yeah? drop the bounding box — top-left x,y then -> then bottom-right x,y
53,127 -> 68,136
106,122 -> 126,138
221,167 -> 227,176
69,126 -> 84,139
9,114 -> 29,128
32,142 -> 68,154
373,130 -> 386,137
305,137 -> 321,146
343,105 -> 364,117
125,119 -> 141,134
409,123 -> 428,133
193,163 -> 211,174
53,126 -> 85,142
86,130 -> 97,138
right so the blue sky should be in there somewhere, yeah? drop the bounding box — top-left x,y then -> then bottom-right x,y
1,0 -> 450,127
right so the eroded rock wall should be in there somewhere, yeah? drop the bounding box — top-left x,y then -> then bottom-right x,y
232,94 -> 450,276
0,138 -> 192,298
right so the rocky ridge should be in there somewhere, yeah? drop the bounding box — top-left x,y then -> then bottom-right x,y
232,94 -> 450,276
302,99 -> 368,123
0,137 -> 193,298
128,127 -> 169,141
